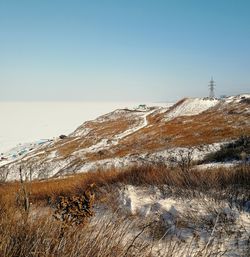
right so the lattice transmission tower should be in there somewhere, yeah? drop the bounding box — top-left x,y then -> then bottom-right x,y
208,77 -> 215,98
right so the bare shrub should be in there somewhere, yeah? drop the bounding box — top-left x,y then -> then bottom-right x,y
167,147 -> 195,173
53,184 -> 95,237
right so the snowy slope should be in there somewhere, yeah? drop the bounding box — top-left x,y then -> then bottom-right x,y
119,185 -> 250,256
164,97 -> 219,121
0,139 -> 52,167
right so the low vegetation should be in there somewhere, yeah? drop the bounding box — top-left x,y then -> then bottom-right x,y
0,162 -> 249,256
202,135 -> 250,163
1,163 -> 250,206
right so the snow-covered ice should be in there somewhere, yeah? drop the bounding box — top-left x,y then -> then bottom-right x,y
0,101 -> 170,154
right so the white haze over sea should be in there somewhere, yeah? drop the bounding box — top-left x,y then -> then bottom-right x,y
0,101 -> 169,153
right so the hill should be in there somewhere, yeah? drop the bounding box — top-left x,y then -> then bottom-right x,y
0,94 -> 249,181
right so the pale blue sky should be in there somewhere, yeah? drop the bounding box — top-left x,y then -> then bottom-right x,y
0,0 -> 249,101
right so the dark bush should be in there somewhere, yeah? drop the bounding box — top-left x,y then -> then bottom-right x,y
203,135 -> 250,163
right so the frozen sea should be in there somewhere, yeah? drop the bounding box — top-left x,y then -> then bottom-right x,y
0,101 -> 169,153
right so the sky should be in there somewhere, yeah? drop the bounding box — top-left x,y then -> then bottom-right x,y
0,0 -> 249,102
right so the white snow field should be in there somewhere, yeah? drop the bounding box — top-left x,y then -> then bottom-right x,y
164,97 -> 219,121
119,185 -> 250,256
0,101 -> 171,154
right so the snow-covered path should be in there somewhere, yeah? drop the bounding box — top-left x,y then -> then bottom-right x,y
84,109 -> 156,153
114,109 -> 155,140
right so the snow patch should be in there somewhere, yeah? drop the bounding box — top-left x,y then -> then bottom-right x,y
164,98 -> 219,121
224,94 -> 250,103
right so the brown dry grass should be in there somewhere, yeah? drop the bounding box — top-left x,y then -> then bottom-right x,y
1,164 -> 249,208
0,206 -> 155,257
110,101 -> 250,157
56,138 -> 90,157
56,116 -> 141,159
89,118 -> 136,137
1,205 -> 232,257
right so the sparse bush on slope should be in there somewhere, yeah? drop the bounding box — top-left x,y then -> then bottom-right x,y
202,135 -> 250,163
